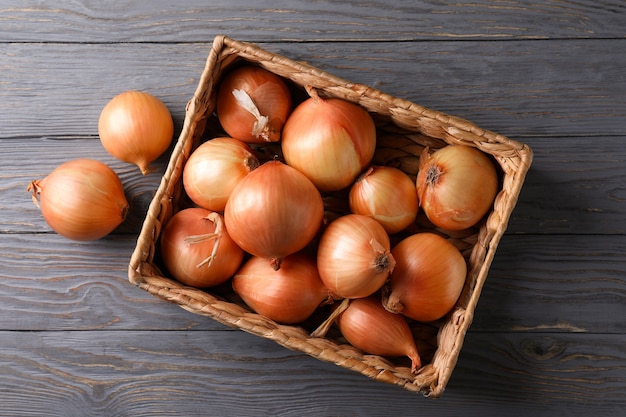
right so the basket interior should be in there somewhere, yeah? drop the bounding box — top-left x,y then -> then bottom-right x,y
129,35 -> 532,397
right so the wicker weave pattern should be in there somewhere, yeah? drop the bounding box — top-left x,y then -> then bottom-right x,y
128,35 -> 532,397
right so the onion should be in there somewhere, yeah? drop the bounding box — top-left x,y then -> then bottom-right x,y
98,90 -> 174,175
232,252 -> 333,324
416,145 -> 498,231
216,65 -> 292,143
224,160 -> 324,271
160,208 -> 244,288
336,296 -> 421,373
317,214 -> 395,299
183,137 -> 260,211
382,232 -> 466,322
349,166 -> 418,234
27,158 -> 129,241
281,93 -> 376,192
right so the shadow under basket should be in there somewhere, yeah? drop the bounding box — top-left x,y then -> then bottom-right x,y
128,35 -> 533,398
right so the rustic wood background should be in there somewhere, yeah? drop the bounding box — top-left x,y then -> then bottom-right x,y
1,1 -> 624,416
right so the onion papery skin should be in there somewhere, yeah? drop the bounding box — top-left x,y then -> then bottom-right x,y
416,145 -> 498,231
349,166 -> 419,235
98,90 -> 174,175
281,96 -> 376,192
216,65 -> 292,143
383,232 -> 466,323
337,296 -> 421,373
27,158 -> 129,241
232,252 -> 332,324
160,208 -> 244,289
224,160 -> 324,270
183,137 -> 260,212
317,214 -> 395,299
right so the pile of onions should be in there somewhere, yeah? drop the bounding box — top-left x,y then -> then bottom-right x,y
160,208 -> 244,288
232,252 -> 333,324
146,66 -> 504,372
98,90 -> 174,175
224,160 -> 324,271
216,65 -> 292,143
349,166 -> 419,234
417,145 -> 498,231
382,232 -> 467,322
281,93 -> 376,192
335,296 -> 422,373
183,137 -> 260,211
27,158 -> 129,241
317,214 -> 395,299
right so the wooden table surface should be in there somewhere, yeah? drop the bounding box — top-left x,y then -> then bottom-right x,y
1,1 -> 624,416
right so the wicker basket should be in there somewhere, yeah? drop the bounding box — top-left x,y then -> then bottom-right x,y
128,35 -> 532,398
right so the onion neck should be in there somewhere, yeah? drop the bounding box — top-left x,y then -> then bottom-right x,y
270,257 -> 283,271
381,284 -> 404,315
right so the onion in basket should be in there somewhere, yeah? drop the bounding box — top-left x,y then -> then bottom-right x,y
224,160 -> 324,271
336,296 -> 422,373
349,166 -> 419,234
317,214 -> 395,299
382,232 -> 466,322
216,65 -> 292,143
416,145 -> 498,231
183,137 -> 260,212
160,208 -> 244,288
281,93 -> 376,192
232,252 -> 334,324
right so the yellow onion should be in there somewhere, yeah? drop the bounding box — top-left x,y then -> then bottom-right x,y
98,90 -> 174,175
383,232 -> 466,322
337,296 -> 422,373
232,252 -> 333,324
216,65 -> 292,143
27,158 -> 129,241
183,137 -> 260,211
317,214 -> 395,299
281,94 -> 376,192
224,160 -> 324,271
160,208 -> 244,288
416,145 -> 498,231
349,166 -> 419,234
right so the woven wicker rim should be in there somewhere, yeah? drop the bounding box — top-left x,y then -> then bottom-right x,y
128,35 -> 533,398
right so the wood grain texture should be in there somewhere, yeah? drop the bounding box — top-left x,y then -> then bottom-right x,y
0,330 -> 624,417
2,40 -> 625,139
1,0 -> 624,42
1,1 -> 624,415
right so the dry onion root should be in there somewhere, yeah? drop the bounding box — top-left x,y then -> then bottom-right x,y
27,158 -> 129,241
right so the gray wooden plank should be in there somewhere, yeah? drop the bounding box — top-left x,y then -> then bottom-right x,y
0,233 -> 225,332
1,40 -> 624,140
0,330 -> 623,416
1,0 -> 624,42
1,233 -> 623,334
